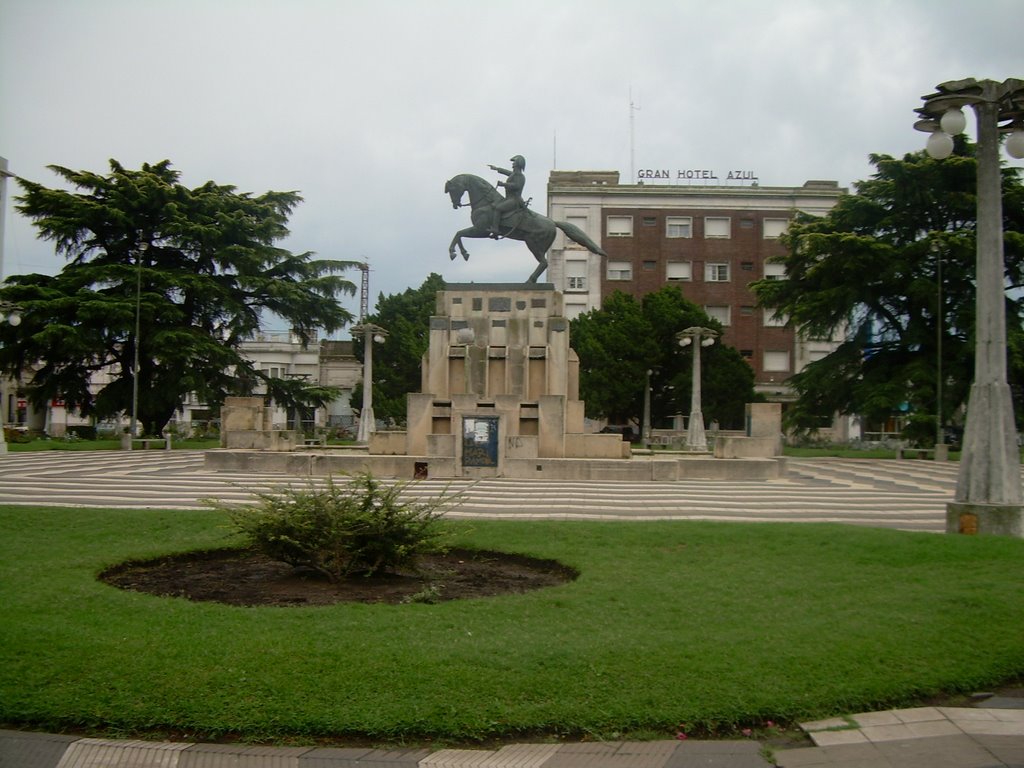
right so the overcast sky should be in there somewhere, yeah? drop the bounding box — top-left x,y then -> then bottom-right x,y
2,0 -> 1022,335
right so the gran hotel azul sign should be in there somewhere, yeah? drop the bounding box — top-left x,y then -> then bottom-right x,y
637,168 -> 759,181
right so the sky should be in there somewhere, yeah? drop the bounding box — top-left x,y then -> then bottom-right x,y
1,0 -> 1022,336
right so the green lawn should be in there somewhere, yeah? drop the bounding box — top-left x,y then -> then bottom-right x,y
1,505 -> 1022,744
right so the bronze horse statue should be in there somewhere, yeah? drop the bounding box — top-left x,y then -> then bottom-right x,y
445,173 -> 607,283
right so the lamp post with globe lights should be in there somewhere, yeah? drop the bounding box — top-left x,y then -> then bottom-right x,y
0,303 -> 22,454
676,326 -> 718,452
914,77 -> 1024,536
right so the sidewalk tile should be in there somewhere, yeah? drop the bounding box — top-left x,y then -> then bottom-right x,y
957,719 -> 1024,736
861,723 -> 916,742
904,719 -> 961,738
990,707 -> 1024,722
60,738 -> 192,768
973,734 -> 1024,765
891,707 -> 944,724
0,730 -> 77,768
420,748 -> 497,767
807,742 -> 890,766
806,729 -> 867,747
849,711 -> 901,727
488,743 -> 561,767
797,717 -> 848,732
875,734 -> 1005,767
939,707 -> 997,722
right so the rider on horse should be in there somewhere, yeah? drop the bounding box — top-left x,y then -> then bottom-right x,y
487,155 -> 527,238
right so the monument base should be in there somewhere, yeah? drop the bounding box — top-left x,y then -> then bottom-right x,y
946,501 -> 1024,537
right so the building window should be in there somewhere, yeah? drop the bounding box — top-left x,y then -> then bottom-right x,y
565,260 -> 587,291
763,218 -> 789,239
764,309 -> 789,327
741,261 -> 754,271
607,215 -> 633,237
642,260 -> 656,271
666,261 -> 692,281
740,305 -> 754,316
705,263 -> 730,282
607,260 -> 633,280
705,305 -> 731,326
763,262 -> 786,280
666,216 -> 692,238
704,217 -> 731,238
565,215 -> 589,247
740,219 -> 754,229
642,216 -> 657,227
565,302 -> 588,320
764,351 -> 790,372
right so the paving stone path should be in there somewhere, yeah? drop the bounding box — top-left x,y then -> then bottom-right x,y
0,451 -> 984,532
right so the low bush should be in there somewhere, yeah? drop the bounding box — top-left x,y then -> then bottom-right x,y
216,473 -> 457,580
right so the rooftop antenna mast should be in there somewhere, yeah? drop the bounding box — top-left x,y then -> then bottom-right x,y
629,88 -> 641,182
358,259 -> 370,321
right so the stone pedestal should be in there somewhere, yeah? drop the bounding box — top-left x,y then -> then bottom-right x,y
392,283 -> 623,476
219,396 -> 299,451
946,502 -> 1024,537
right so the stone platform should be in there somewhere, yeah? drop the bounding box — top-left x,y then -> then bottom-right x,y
203,449 -> 784,481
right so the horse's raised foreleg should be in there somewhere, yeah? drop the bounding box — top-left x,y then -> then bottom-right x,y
449,226 -> 488,262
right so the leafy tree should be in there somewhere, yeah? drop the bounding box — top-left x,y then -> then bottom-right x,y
351,272 -> 446,425
752,140 -> 1024,439
570,286 -> 759,429
0,160 -> 357,435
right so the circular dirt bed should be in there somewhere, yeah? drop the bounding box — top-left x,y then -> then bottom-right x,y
100,547 -> 577,607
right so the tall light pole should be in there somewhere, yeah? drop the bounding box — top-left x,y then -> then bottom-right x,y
676,326 -> 718,451
352,322 -> 387,444
642,368 -> 652,448
915,77 -> 1024,536
128,242 -> 146,446
0,304 -> 22,454
0,158 -> 15,454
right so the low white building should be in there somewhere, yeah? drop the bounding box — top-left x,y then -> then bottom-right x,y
1,331 -> 362,438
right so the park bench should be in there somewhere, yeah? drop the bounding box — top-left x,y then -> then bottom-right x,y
122,434 -> 172,451
897,445 -> 949,461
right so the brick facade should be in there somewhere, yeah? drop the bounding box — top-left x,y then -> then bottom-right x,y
546,172 -> 845,398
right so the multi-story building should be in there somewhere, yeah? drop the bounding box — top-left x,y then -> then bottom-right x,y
546,170 -> 846,406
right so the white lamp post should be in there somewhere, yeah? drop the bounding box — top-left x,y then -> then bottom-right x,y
915,77 -> 1024,536
128,243 -> 146,447
0,304 -> 23,454
352,322 -> 388,444
676,326 -> 718,452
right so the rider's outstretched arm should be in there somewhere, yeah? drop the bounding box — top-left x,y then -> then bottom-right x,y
489,164 -> 512,176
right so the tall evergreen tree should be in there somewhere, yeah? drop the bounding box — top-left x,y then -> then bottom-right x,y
0,160 -> 358,435
753,141 -> 1024,439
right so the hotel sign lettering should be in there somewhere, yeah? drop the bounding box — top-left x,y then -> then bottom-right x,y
637,169 -> 759,182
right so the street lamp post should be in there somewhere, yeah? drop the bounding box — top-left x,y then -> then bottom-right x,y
676,326 -> 718,452
0,303 -> 23,454
352,322 -> 388,444
915,77 -> 1024,537
642,369 -> 652,448
128,243 -> 145,447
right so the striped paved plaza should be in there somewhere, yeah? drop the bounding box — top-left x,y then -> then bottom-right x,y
0,450 -> 1003,532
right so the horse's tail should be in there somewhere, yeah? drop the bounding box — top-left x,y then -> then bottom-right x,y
555,221 -> 608,256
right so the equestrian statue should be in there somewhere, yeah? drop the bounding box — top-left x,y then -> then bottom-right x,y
445,154 -> 607,283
